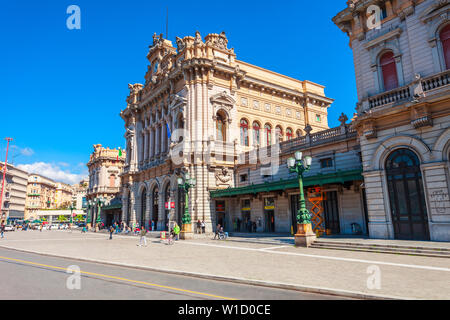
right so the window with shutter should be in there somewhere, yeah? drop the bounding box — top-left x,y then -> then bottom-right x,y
440,24 -> 450,70
380,51 -> 399,91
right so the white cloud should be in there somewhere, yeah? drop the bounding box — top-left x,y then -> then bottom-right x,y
10,146 -> 34,157
17,162 -> 88,185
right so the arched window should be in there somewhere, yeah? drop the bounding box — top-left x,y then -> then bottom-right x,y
286,128 -> 293,140
440,24 -> 450,70
275,126 -> 283,143
296,130 -> 302,138
240,119 -> 249,146
252,122 -> 261,146
264,124 -> 272,146
141,188 -> 147,228
380,51 -> 399,91
216,112 -> 227,142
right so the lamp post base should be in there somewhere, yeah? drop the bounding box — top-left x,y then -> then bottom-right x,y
294,224 -> 316,248
180,223 -> 193,240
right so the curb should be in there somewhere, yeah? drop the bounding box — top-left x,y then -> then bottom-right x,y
0,244 -> 406,300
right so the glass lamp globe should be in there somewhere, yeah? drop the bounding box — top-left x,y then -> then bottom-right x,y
191,178 -> 197,187
305,156 -> 313,167
287,158 -> 295,168
177,178 -> 184,185
294,151 -> 303,161
185,173 -> 191,180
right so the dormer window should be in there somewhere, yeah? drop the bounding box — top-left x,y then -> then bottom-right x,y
153,61 -> 159,73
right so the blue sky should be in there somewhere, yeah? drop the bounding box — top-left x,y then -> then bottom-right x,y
0,0 -> 355,184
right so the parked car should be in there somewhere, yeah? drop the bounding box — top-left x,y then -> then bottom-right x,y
4,225 -> 15,232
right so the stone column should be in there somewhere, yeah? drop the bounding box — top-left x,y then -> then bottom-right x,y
422,162 -> 450,241
156,125 -> 161,155
363,170 -> 392,239
144,129 -> 148,163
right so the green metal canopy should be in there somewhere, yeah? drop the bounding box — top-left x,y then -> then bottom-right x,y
210,169 -> 363,199
102,203 -> 122,210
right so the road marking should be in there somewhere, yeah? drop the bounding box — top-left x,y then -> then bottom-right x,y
181,242 -> 450,272
259,246 -> 291,251
0,255 -> 236,300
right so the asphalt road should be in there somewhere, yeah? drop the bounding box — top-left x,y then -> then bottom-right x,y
0,247 -> 348,300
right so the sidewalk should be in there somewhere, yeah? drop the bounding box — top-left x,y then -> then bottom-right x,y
0,230 -> 449,300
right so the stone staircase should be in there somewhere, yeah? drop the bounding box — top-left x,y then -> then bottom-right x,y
310,240 -> 450,258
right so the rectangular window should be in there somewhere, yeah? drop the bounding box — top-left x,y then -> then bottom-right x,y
320,158 -> 333,168
240,174 -> 248,182
316,114 -> 321,122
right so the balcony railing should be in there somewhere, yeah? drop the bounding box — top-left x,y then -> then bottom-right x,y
239,125 -> 356,163
422,70 -> 450,92
365,70 -> 450,109
368,85 -> 411,109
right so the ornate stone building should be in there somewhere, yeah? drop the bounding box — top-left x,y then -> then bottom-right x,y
86,144 -> 126,226
120,31 -> 334,232
334,0 -> 450,241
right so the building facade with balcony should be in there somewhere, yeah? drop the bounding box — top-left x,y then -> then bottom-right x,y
210,116 -> 367,236
0,161 -> 28,223
25,174 -> 57,220
55,182 -> 74,209
86,144 -> 126,226
120,31 -> 334,232
72,178 -> 89,210
333,0 -> 450,241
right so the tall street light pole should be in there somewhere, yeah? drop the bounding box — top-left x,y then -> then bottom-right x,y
287,151 -> 316,247
177,172 -> 196,240
0,138 -> 13,223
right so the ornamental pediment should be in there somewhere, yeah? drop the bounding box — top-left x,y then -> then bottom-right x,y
210,91 -> 236,108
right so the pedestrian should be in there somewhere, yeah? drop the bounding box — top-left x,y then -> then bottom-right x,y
0,223 -> 4,239
138,227 -> 148,247
39,224 -> 43,232
81,225 -> 87,233
109,225 -> 114,240
233,219 -> 237,232
173,224 -> 180,241
247,219 -> 252,233
253,221 -> 257,233
213,224 -> 221,240
151,220 -> 154,231
196,220 -> 201,234
201,220 -> 205,234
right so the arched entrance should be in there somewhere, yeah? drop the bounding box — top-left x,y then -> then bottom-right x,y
386,149 -> 429,240
126,191 -> 131,225
164,183 -> 170,231
141,188 -> 147,228
152,186 -> 159,231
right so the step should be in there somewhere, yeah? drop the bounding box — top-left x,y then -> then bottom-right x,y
314,240 -> 450,253
310,243 -> 450,258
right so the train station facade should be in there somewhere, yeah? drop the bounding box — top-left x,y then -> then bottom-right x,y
120,0 -> 450,242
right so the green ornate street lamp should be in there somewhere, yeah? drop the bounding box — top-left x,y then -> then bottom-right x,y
86,200 -> 92,227
287,151 -> 316,247
177,173 -> 196,239
93,197 -> 105,232
68,203 -> 74,225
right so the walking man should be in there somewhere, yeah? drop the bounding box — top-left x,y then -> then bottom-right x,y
201,220 -> 205,234
213,224 -> 221,240
109,225 -> 114,240
174,223 -> 181,241
138,227 -> 148,247
0,222 -> 5,239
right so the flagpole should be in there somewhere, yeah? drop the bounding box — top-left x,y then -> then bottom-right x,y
0,138 -> 13,223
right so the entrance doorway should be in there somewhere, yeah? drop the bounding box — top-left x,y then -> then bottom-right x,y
152,187 -> 159,231
386,149 -> 429,240
290,194 -> 299,233
264,198 -> 275,233
216,201 -> 226,230
323,191 -> 340,234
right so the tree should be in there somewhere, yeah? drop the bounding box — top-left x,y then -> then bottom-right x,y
57,215 -> 68,223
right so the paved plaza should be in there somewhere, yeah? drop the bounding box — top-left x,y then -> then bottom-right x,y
0,230 -> 448,300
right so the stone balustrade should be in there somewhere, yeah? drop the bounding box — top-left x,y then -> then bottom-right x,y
422,70 -> 450,92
